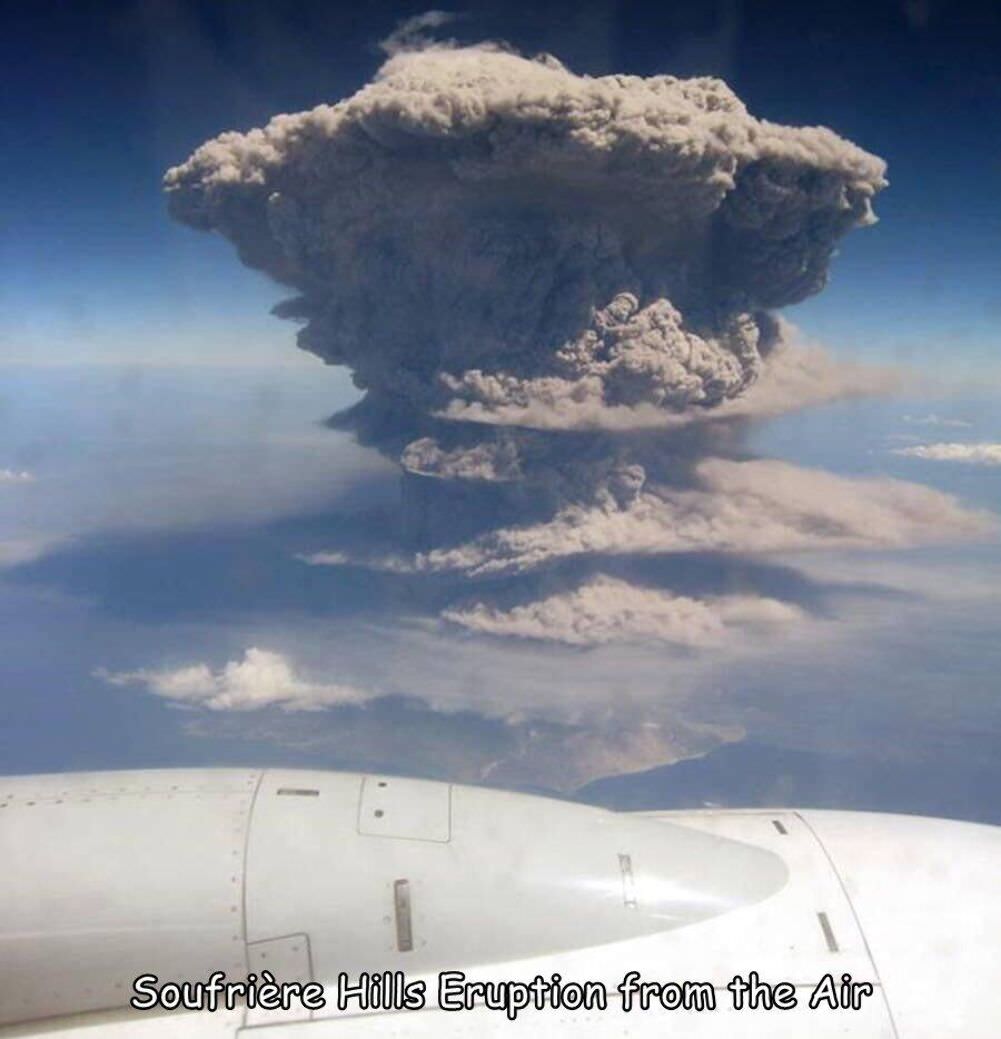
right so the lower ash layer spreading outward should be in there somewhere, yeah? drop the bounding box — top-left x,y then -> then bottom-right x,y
164,32 -> 989,649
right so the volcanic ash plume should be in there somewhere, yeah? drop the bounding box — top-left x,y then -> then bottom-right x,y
164,39 -> 987,648
165,44 -> 884,430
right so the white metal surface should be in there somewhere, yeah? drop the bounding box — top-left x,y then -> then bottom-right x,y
228,997 -> 896,1037
608,811 -> 879,985
800,809 -> 1001,1038
357,776 -> 451,843
0,768 -> 998,1037
0,770 -> 258,1026
243,768 -> 787,994
245,935 -> 313,1027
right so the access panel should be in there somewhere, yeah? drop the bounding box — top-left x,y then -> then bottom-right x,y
357,775 -> 451,843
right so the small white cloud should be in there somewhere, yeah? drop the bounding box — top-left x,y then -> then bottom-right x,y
96,647 -> 374,711
0,469 -> 34,483
903,414 -> 973,429
892,442 -> 1001,466
379,11 -> 458,56
296,548 -> 417,574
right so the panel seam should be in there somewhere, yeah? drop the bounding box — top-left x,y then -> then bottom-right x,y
795,811 -> 900,1039
241,771 -> 267,960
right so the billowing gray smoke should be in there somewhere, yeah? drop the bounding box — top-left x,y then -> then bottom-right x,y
164,37 -> 987,650
159,34 -> 999,790
166,44 -> 883,431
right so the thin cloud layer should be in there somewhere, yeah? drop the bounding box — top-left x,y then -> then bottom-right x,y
903,414 -> 973,429
0,469 -> 34,484
893,442 -> 1001,465
0,538 -> 54,568
96,647 -> 373,711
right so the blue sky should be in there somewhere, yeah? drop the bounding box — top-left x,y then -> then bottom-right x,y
2,0 -> 1000,817
3,0 -> 1000,372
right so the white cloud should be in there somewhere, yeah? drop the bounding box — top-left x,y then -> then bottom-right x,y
903,414 -> 973,429
296,548 -> 417,574
892,442 -> 1001,465
96,647 -> 374,711
379,10 -> 459,56
0,469 -> 34,483
443,575 -> 804,647
0,538 -> 58,568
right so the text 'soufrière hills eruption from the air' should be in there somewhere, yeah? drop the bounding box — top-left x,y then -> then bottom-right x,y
164,32 -> 987,659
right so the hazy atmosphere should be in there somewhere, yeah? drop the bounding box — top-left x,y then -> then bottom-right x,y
3,0 -> 1000,820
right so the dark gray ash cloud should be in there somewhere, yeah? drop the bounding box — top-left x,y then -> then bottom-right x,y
165,42 -> 885,431
164,34 -> 988,651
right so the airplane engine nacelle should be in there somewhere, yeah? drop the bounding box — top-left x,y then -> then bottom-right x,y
1,768 -> 999,1037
